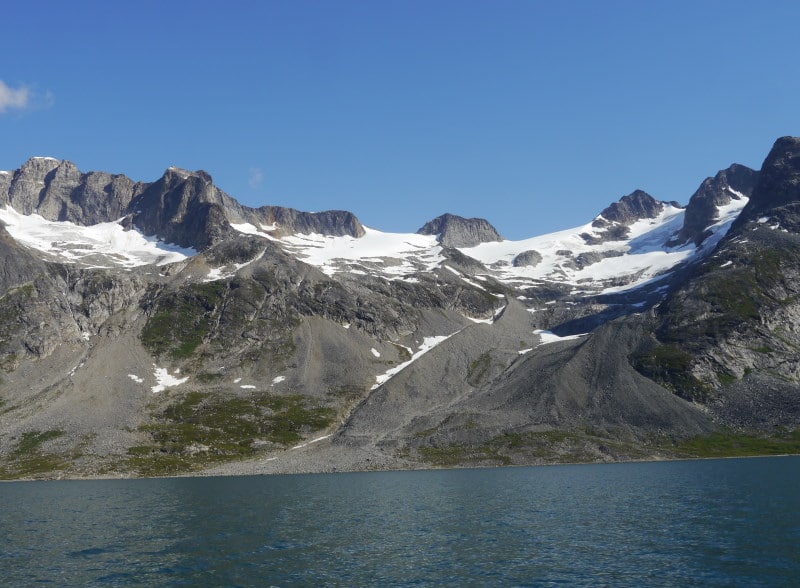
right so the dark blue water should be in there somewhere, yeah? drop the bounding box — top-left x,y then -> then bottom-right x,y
1,457 -> 799,586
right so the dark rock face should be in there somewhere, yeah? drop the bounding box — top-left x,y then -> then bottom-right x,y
251,207 -> 365,238
3,158 -> 140,223
582,190 -> 677,244
512,250 -> 543,267
732,137 -> 800,229
593,190 -> 668,227
417,213 -> 502,247
670,164 -> 758,246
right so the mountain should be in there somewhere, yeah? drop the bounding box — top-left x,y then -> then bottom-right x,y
0,138 -> 797,480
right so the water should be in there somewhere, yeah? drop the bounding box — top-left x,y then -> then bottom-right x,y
1,457 -> 798,586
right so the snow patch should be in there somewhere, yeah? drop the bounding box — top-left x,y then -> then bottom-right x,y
240,385 -> 257,390
151,366 -> 189,393
290,434 -> 332,451
370,348 -> 381,358
372,333 -> 458,390
720,260 -> 733,268
518,348 -> 533,355
230,222 -> 276,240
203,248 -> 266,282
534,329 -> 587,346
128,374 -> 144,384
272,376 -> 286,384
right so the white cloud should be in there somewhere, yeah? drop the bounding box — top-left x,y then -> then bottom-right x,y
248,166 -> 264,189
0,80 -> 30,113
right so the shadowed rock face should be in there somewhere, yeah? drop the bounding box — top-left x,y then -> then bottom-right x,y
670,164 -> 759,246
732,137 -> 800,230
417,213 -> 502,247
2,158 -> 141,222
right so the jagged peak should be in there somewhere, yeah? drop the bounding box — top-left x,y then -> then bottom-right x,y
162,166 -> 213,185
667,163 -> 759,247
417,213 -> 502,248
592,189 -> 677,229
730,136 -> 800,230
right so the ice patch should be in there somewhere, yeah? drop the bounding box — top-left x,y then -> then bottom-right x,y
534,329 -> 587,346
151,366 -> 189,393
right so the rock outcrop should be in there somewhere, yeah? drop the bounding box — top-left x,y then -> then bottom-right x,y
669,163 -> 758,246
417,213 -> 502,247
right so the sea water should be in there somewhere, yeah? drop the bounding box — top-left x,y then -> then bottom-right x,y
1,456 -> 798,586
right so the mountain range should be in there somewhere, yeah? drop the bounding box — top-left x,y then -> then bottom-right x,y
0,137 -> 798,479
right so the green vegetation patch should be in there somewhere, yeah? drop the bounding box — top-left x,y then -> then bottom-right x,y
128,390 -> 334,476
631,344 -> 712,401
141,282 -> 227,358
467,352 -> 492,386
677,429 -> 800,458
415,429 -> 651,468
0,429 -> 66,479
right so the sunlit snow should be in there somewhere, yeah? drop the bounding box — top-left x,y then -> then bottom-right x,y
279,227 -> 444,277
151,366 -> 189,393
534,329 -> 587,346
0,206 -> 196,268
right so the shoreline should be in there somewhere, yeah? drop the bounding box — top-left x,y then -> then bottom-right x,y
2,449 -> 798,484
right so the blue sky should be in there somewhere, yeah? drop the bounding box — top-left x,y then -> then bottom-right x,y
2,1 -> 799,239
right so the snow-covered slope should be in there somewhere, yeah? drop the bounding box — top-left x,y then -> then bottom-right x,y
0,206 -> 195,268
276,227 -> 445,279
259,197 -> 748,296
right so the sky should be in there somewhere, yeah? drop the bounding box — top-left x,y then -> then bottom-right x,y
2,1 -> 800,239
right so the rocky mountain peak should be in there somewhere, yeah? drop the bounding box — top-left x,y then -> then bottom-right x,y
731,136 -> 800,231
417,213 -> 502,248
593,190 -> 671,228
669,163 -> 759,246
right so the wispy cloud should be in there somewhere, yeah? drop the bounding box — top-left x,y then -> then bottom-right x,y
0,80 -> 54,114
0,80 -> 30,113
249,166 -> 264,189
